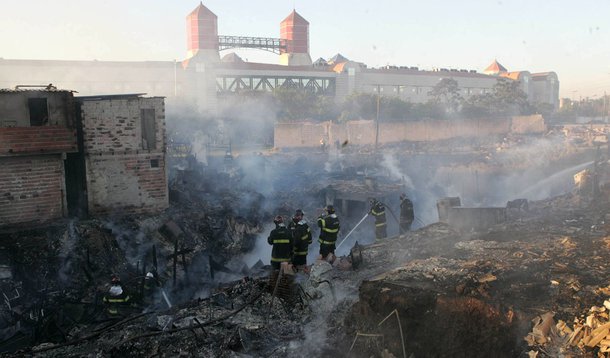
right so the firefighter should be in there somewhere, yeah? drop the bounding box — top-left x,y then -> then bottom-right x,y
103,275 -> 131,316
289,209 -> 312,271
142,271 -> 159,306
267,215 -> 293,270
369,198 -> 387,239
400,193 -> 415,232
317,205 -> 340,263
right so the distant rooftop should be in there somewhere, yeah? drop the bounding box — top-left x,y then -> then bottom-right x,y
483,59 -> 508,75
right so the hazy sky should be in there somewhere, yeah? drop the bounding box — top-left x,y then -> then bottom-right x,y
1,0 -> 608,98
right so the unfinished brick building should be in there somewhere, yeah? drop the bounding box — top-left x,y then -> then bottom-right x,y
79,94 -> 168,215
0,88 -> 79,226
0,88 -> 168,228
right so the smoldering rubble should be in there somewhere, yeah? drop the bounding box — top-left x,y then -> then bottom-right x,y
2,124 -> 610,357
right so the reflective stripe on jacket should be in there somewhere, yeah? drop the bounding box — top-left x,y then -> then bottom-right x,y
318,215 -> 340,242
268,225 -> 293,263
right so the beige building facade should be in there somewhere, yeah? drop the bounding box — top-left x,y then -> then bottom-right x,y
0,4 -> 559,114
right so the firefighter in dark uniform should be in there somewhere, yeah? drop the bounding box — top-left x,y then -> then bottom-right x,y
142,271 -> 159,306
317,205 -> 340,262
289,209 -> 312,270
369,198 -> 387,239
267,215 -> 293,270
103,275 -> 131,316
400,193 -> 415,232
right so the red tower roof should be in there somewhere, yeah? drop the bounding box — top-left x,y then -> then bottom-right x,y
483,59 -> 508,75
281,10 -> 309,25
188,2 -> 217,19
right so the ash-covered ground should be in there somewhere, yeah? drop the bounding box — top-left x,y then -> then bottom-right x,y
1,129 -> 608,357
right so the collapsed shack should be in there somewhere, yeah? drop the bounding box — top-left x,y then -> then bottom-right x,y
0,187 -> 265,355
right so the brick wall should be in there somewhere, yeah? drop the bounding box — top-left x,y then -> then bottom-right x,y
81,97 -> 165,154
80,97 -> 169,215
0,155 -> 65,226
85,153 -> 168,215
0,126 -> 77,156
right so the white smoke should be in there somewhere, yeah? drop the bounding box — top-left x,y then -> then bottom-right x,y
239,223 -> 273,268
380,151 -> 414,189
190,130 -> 208,166
57,220 -> 79,284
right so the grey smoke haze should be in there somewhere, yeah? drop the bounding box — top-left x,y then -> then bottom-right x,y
239,223 -> 273,268
104,220 -> 157,270
58,220 -> 79,284
380,151 -> 414,190
164,96 -> 597,306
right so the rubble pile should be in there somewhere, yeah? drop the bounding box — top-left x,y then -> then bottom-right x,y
3,132 -> 610,356
525,299 -> 610,357
4,189 -> 604,357
324,194 -> 610,357
0,196 -> 267,354
22,263 -> 351,357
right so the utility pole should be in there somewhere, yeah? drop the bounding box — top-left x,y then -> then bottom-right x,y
173,60 -> 177,97
602,91 -> 608,123
375,85 -> 381,152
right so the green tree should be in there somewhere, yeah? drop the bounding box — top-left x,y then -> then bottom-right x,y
461,93 -> 493,118
272,88 -> 337,121
428,78 -> 463,113
491,78 -> 530,115
411,102 -> 446,119
460,78 -> 531,118
531,102 -> 554,117
338,93 -> 412,122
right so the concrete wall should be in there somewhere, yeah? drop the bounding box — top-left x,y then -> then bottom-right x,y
436,196 -> 506,231
0,155 -> 66,226
446,207 -> 506,231
510,115 -> 546,134
0,90 -> 75,128
81,97 -> 169,215
274,116 -> 544,148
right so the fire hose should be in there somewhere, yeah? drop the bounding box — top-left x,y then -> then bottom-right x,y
335,212 -> 370,250
385,206 -> 405,235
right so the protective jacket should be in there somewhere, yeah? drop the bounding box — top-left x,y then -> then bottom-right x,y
370,201 -> 387,239
267,224 -> 293,266
317,214 -> 340,244
103,284 -> 131,315
400,198 -> 414,231
290,220 -> 312,265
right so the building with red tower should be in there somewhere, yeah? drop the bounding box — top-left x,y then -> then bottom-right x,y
0,3 -> 558,114
186,2 -> 219,63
